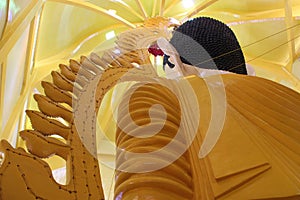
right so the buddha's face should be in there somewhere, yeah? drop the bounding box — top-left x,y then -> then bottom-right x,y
157,37 -> 232,79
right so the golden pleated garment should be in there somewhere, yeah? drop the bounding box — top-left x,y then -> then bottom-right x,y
115,74 -> 300,200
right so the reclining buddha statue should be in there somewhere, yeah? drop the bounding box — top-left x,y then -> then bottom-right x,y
0,16 -> 299,200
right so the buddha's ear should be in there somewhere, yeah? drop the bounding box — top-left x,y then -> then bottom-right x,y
157,37 -> 185,79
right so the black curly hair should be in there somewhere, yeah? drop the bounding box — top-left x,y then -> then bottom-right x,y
163,17 -> 247,75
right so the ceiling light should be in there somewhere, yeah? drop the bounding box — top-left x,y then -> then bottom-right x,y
108,9 -> 117,15
182,0 -> 195,9
106,31 -> 116,40
113,49 -> 121,54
